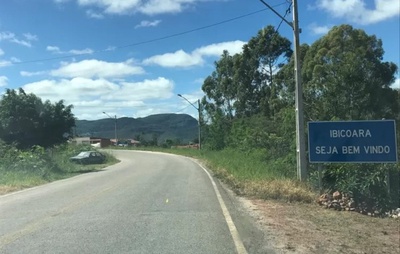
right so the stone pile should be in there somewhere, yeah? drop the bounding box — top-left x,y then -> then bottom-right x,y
385,208 -> 400,219
317,191 -> 356,211
317,191 -> 399,218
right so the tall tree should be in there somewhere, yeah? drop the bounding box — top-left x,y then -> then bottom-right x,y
0,88 -> 75,148
202,50 -> 238,120
302,24 -> 399,121
236,26 -> 292,117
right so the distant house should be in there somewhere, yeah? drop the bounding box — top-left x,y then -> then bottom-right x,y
129,139 -> 141,147
71,137 -> 111,148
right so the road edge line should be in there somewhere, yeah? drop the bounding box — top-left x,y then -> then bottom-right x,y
195,161 -> 248,254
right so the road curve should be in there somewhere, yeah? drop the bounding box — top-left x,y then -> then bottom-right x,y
0,150 -> 274,254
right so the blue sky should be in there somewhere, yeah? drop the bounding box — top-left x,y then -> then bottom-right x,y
0,0 -> 399,120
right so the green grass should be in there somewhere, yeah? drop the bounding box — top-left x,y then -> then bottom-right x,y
129,146 -> 316,203
0,144 -> 119,195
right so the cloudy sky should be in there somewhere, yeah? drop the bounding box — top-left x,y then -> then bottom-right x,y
0,0 -> 399,120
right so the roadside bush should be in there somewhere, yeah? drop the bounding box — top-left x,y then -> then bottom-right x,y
321,164 -> 399,212
0,142 -> 115,188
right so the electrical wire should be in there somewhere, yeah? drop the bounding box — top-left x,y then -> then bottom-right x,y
174,103 -> 195,114
12,2 -> 288,65
275,2 -> 292,34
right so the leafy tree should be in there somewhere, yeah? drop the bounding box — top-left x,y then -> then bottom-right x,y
236,26 -> 292,117
202,50 -> 238,120
201,27 -> 292,149
0,88 -> 75,149
302,24 -> 399,121
274,44 -> 310,111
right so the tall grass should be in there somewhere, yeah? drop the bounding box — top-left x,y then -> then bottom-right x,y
0,143 -> 118,194
137,146 -> 316,202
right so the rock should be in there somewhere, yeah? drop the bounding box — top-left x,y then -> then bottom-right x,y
345,208 -> 350,211
349,208 -> 355,211
348,201 -> 356,208
333,191 -> 342,200
318,194 -> 331,204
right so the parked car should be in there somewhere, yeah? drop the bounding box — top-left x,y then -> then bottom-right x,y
70,151 -> 105,164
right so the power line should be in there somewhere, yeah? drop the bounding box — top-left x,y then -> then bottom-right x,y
12,2 -> 287,65
258,0 -> 293,29
275,2 -> 292,34
175,104 -> 192,114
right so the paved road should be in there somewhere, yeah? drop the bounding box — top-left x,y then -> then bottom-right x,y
0,150 -> 274,254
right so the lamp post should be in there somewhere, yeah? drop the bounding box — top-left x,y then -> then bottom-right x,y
103,112 -> 117,145
178,94 -> 201,150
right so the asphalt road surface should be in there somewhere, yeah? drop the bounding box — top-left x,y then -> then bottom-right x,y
0,150 -> 274,254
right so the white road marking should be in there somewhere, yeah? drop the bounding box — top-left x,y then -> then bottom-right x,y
195,162 -> 248,254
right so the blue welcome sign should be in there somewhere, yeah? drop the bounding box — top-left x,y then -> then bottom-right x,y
308,120 -> 398,163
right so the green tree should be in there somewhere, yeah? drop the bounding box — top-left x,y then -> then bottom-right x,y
302,24 -> 399,121
0,88 -> 75,149
201,27 -> 292,149
202,50 -> 238,120
236,26 -> 292,117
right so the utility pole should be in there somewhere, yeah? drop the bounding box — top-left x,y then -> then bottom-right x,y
178,94 -> 201,150
292,0 -> 307,180
103,112 -> 118,145
259,0 -> 307,180
197,99 -> 201,150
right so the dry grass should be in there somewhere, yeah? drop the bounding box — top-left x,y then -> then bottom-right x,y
203,161 -> 316,203
0,185 -> 24,196
243,179 -> 316,202
250,199 -> 400,254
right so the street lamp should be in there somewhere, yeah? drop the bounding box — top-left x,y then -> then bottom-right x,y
178,94 -> 201,150
103,112 -> 117,145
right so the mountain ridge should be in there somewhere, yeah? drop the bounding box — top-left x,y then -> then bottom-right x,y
75,113 -> 198,144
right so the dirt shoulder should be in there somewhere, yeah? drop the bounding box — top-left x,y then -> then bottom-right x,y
241,197 -> 400,254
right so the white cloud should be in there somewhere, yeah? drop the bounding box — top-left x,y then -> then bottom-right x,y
50,59 -> 144,78
105,46 -> 116,51
20,71 -> 47,77
0,60 -> 12,67
143,40 -> 245,68
23,33 -> 38,41
135,20 -> 162,29
0,76 -> 8,87
391,78 -> 400,89
46,45 -> 94,55
69,48 -> 94,55
10,57 -> 21,63
104,77 -> 175,101
86,9 -> 104,19
46,45 -> 61,53
23,78 -> 119,102
194,40 -> 245,56
0,48 -> 4,56
143,49 -> 204,68
308,23 -> 332,35
58,0 -> 208,16
316,0 -> 400,25
0,31 -> 32,47
138,0 -> 189,15
22,76 -> 175,120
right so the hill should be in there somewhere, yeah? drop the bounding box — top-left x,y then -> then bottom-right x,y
75,113 -> 198,144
